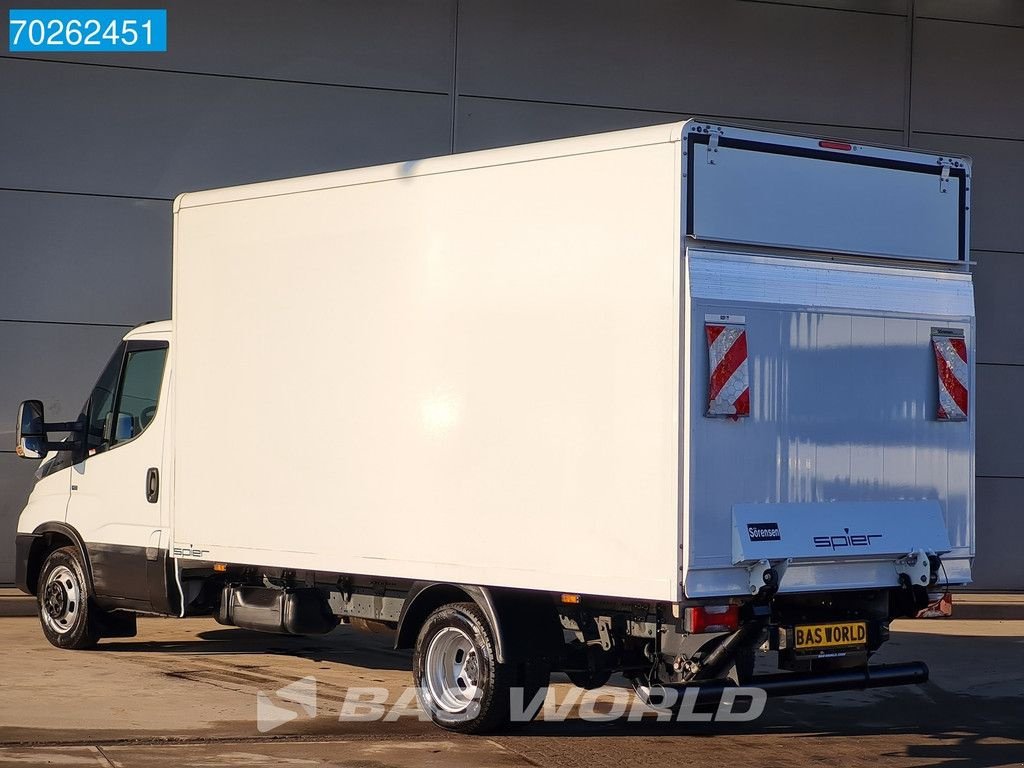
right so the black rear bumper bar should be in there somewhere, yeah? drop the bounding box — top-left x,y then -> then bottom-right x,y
642,662 -> 929,706
750,661 -> 929,697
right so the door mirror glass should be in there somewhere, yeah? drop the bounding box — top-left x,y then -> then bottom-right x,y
115,412 -> 134,441
16,399 -> 46,459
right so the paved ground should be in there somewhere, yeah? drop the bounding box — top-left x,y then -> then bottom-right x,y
0,614 -> 1021,767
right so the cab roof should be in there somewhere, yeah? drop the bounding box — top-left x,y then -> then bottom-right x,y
123,320 -> 172,339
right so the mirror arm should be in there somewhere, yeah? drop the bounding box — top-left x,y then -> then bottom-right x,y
43,421 -> 82,433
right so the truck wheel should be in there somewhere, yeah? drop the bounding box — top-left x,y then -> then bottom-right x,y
412,602 -> 514,733
37,547 -> 100,650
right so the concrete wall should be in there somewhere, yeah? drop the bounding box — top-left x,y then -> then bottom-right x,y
2,0 -> 1020,589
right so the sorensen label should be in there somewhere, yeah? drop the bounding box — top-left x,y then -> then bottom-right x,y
747,522 -> 781,541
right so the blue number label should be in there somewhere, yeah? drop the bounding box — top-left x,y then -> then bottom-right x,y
9,9 -> 167,52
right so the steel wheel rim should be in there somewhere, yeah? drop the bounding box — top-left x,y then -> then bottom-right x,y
42,565 -> 80,635
424,626 -> 480,713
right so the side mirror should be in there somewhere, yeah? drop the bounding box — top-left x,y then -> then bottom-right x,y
16,400 -> 46,459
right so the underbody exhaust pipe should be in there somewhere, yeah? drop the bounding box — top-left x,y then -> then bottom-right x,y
636,662 -> 929,707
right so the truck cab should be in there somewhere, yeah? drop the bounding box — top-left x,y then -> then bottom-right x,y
15,321 -> 174,645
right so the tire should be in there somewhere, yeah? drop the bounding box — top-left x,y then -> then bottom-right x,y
37,546 -> 101,650
412,601 -> 518,733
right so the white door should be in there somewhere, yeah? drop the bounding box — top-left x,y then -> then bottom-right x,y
66,338 -> 170,610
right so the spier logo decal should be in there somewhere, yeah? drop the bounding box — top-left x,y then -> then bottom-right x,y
173,546 -> 209,558
813,528 -> 882,551
747,522 -> 781,541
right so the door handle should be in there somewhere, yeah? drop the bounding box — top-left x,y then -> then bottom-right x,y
146,467 -> 159,503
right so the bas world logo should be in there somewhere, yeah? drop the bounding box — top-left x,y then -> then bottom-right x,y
813,527 -> 882,551
254,677 -> 769,728
256,676 -> 317,732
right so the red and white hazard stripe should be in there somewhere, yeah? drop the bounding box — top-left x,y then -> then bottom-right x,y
932,330 -> 968,422
706,321 -> 750,419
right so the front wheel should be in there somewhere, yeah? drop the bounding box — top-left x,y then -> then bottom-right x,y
37,546 -> 100,650
413,602 -> 522,733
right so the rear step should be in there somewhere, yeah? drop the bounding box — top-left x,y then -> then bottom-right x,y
216,584 -> 338,635
637,662 -> 929,706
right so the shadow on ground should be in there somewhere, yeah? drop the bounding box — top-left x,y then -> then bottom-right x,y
98,623 -> 412,670
79,622 -> 1024,768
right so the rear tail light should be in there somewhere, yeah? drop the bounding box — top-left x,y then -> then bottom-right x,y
685,604 -> 740,633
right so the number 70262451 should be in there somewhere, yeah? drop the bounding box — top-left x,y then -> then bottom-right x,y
8,9 -> 167,52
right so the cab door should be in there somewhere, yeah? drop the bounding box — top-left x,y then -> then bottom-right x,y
66,338 -> 170,611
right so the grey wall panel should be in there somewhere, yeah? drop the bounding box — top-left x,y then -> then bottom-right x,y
0,2 -> 1021,591
744,0 -> 907,14
0,322 -> 129,447
0,455 -> 40,584
0,0 -> 455,92
912,19 -> 1024,140
916,0 -> 1024,28
972,251 -> 1024,366
458,1 -> 906,129
457,96 -> 904,153
975,363 -> 1024,479
911,133 -> 1024,254
0,59 -> 452,199
974,478 -> 1024,590
457,98 -> 682,152
0,191 -> 170,326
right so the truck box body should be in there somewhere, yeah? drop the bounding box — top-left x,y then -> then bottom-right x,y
170,121 -> 974,602
173,128 -> 684,601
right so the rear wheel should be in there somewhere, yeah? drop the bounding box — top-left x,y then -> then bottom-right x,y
37,547 -> 100,650
413,601 -> 531,733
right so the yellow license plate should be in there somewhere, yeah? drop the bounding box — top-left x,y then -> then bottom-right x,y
794,622 -> 867,650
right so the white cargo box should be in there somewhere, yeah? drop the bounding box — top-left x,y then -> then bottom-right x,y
171,121 -> 973,602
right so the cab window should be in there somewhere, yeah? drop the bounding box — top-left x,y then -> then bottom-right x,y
111,346 -> 167,445
81,340 -> 168,456
84,343 -> 126,454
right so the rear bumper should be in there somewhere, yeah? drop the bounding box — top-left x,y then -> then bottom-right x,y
640,662 -> 929,706
14,534 -> 39,595
750,661 -> 929,697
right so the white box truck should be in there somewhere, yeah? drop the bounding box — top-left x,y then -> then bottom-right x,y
14,121 -> 974,732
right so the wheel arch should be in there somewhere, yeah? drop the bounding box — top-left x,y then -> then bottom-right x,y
395,583 -> 564,667
395,583 -> 508,664
26,523 -> 93,595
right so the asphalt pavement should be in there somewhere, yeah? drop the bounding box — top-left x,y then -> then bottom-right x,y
0,612 -> 1021,767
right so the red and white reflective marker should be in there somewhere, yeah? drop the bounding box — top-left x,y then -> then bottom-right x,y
932,328 -> 968,422
705,315 -> 750,419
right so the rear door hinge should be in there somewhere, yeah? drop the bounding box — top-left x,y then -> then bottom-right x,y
707,132 -> 720,165
938,159 -> 951,194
